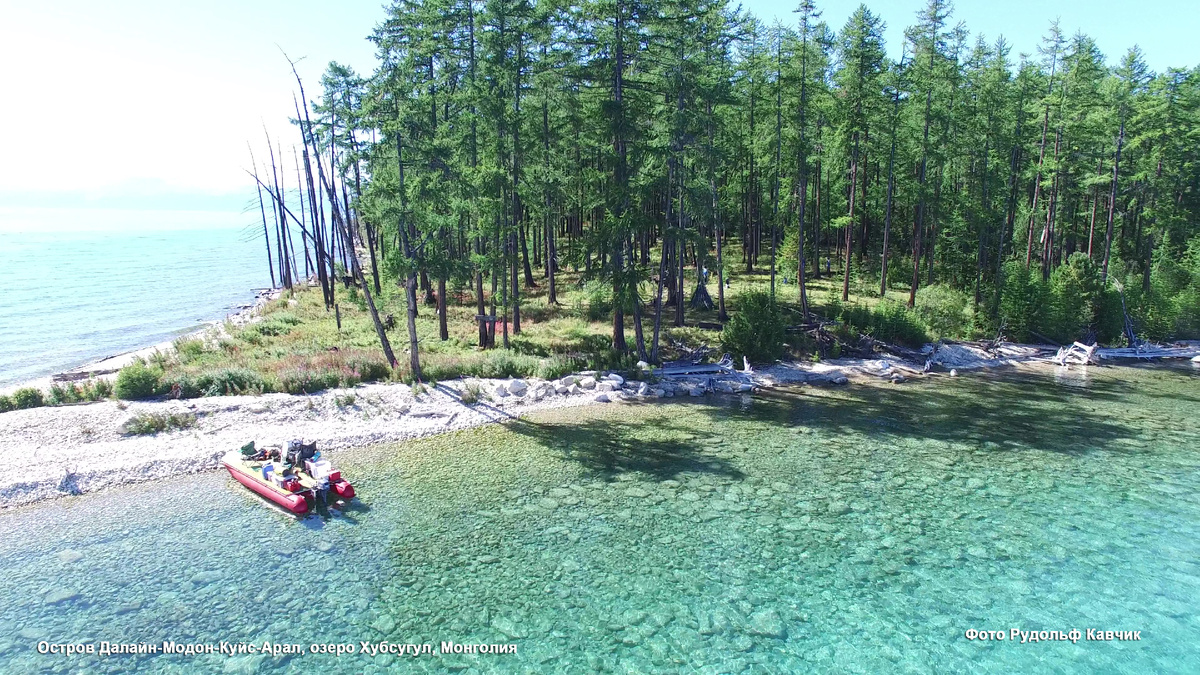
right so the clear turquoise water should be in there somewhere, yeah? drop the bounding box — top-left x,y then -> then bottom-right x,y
1,225 -> 269,387
0,364 -> 1197,673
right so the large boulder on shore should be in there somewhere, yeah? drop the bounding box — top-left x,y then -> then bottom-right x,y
507,379 -> 528,396
604,373 -> 625,385
579,377 -> 598,390
596,381 -> 616,392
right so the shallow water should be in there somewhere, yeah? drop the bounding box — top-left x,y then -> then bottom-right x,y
0,364 -> 1197,673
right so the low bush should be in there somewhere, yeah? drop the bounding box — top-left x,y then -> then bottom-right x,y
534,355 -> 578,381
915,284 -> 974,340
12,387 -> 46,410
173,337 -> 208,362
47,380 -> 112,405
91,379 -> 115,400
162,368 -> 271,398
48,383 -> 75,405
460,381 -> 484,405
0,395 -> 13,413
115,361 -> 161,400
121,411 -> 196,435
722,291 -> 785,364
835,300 -> 929,348
278,368 -> 341,395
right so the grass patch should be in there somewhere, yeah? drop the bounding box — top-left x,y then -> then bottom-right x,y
121,411 -> 196,435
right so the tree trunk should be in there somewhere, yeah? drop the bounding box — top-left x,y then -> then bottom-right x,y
1101,119 -> 1125,283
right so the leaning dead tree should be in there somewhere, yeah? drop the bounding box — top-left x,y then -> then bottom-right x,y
285,52 -> 400,370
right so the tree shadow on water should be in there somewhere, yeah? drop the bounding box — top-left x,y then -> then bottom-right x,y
700,372 -> 1152,456
506,410 -> 745,483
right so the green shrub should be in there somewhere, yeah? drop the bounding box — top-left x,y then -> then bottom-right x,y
174,337 -> 208,362
534,355 -> 578,381
279,368 -> 341,395
460,382 -> 484,405
190,369 -> 270,397
91,379 -> 114,400
574,281 -> 613,322
48,383 -> 77,405
1045,254 -> 1106,343
47,380 -> 112,405
121,411 -> 196,435
0,395 -> 13,413
12,387 -> 45,410
999,261 -> 1048,343
115,361 -> 162,400
832,298 -> 928,348
915,284 -> 974,340
722,291 -> 785,364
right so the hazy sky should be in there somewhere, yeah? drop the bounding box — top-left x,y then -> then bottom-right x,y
0,0 -> 1194,215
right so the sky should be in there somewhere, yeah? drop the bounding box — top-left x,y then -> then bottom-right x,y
0,0 -> 1195,222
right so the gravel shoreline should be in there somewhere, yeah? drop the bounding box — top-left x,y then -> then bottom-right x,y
3,337 -> 1195,510
0,370 -> 751,510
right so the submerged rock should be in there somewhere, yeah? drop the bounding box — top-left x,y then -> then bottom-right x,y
57,549 -> 83,564
43,588 -> 80,605
745,609 -> 786,638
372,614 -> 397,635
190,570 -> 223,585
827,502 -> 851,516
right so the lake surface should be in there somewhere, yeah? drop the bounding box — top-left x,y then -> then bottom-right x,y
0,365 -> 1197,673
0,221 -> 270,387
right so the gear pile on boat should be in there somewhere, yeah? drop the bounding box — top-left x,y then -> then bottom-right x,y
221,440 -> 354,514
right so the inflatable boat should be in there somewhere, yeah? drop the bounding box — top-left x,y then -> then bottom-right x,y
222,440 -> 354,514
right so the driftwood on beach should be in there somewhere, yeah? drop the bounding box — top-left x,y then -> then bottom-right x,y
1051,341 -> 1200,366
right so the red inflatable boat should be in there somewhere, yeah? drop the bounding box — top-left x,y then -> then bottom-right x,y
222,440 -> 354,514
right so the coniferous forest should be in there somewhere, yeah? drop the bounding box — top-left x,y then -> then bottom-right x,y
250,0 -> 1200,377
